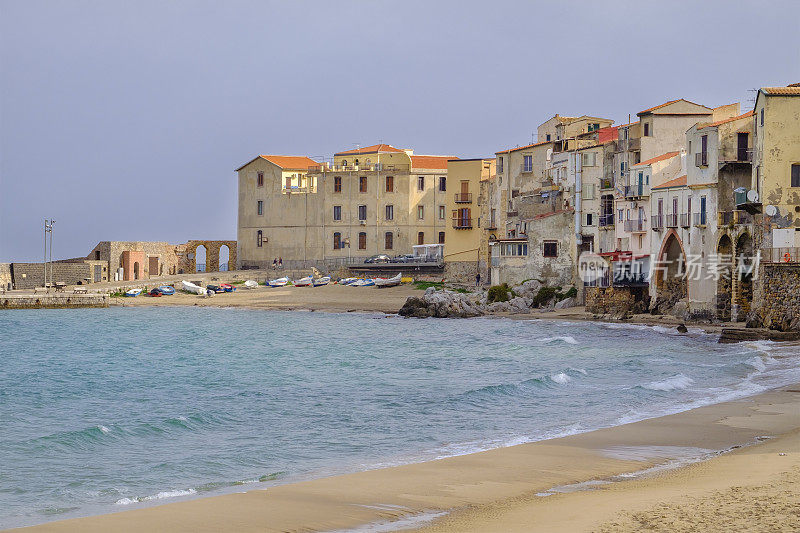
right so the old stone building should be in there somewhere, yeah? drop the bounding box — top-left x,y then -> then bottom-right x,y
236,145 -> 456,268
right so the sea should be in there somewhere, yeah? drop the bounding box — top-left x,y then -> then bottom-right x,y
1,307 -> 799,528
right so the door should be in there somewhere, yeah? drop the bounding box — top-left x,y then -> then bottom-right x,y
460,180 -> 469,201
149,256 -> 159,278
94,264 -> 102,283
737,133 -> 749,161
672,198 -> 678,226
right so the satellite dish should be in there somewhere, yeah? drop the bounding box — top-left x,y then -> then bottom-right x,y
765,205 -> 777,217
747,189 -> 759,203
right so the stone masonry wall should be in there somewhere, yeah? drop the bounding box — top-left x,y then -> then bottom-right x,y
0,263 -> 11,290
752,263 -> 800,330
11,263 -> 91,289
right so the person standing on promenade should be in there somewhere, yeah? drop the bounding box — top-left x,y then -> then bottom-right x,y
476,272 -> 481,286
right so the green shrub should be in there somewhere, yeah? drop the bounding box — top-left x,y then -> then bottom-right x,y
487,283 -> 513,303
562,286 -> 578,299
531,286 -> 559,307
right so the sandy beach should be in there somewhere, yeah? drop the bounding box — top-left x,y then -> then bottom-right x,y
13,382 -> 799,533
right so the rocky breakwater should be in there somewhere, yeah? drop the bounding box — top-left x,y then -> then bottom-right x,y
398,281 -> 578,318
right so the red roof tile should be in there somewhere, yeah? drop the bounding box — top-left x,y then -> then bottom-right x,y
334,144 -> 405,156
632,151 -> 681,168
638,99 -> 710,115
597,125 -> 619,144
697,111 -> 754,130
411,155 -> 458,169
235,155 -> 318,171
653,175 -> 687,190
761,86 -> 800,96
496,140 -> 552,154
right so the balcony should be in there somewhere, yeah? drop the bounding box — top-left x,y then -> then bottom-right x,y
679,213 -> 690,228
718,211 -> 734,225
615,137 -> 640,152
764,247 -> 800,263
695,152 -> 708,167
454,192 -> 473,204
624,219 -> 647,233
693,212 -> 708,227
666,213 -> 678,228
625,184 -> 650,198
452,217 -> 473,229
599,214 -> 615,228
652,215 -> 664,231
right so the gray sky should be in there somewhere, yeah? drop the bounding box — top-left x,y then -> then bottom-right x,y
1,0 -> 798,261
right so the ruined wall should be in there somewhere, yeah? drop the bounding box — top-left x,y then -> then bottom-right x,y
585,286 -> 649,315
0,294 -> 108,309
0,263 -> 12,290
752,263 -> 800,330
11,263 -> 91,289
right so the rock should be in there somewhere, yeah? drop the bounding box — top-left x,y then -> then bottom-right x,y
676,324 -> 688,333
508,297 -> 529,314
554,297 -> 576,310
399,289 -> 484,318
424,287 -> 436,296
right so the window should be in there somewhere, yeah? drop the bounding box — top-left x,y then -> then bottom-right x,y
618,209 -> 624,223
358,232 -> 366,250
417,205 -> 424,219
546,134 -> 551,142
385,232 -> 393,250
333,232 -> 341,250
620,161 -> 627,174
333,205 -> 342,221
438,176 -> 446,192
95,250 -> 100,260
438,205 -> 445,220
385,204 -> 394,220
523,155 -> 533,172
417,176 -> 425,191
497,157 -> 504,173
643,123 -> 650,137
438,231 -> 445,244
359,176 -> 367,193
760,108 -> 764,126
257,200 -> 263,215
792,164 -> 800,187
341,160 -> 348,167
257,230 -> 263,247
687,197 -> 692,218
285,176 -> 292,189
417,232 -> 425,245
358,205 -> 367,220
543,241 -> 558,258
385,176 -> 394,192
586,213 -> 593,226
257,171 -> 264,187
334,176 -> 342,193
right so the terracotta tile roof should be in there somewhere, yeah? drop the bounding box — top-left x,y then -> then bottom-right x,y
761,86 -> 800,96
260,155 -> 319,169
235,155 -> 318,171
496,140 -> 551,154
334,144 -> 405,156
697,111 -> 754,130
652,175 -> 687,190
638,99 -> 710,115
410,155 -> 458,169
632,151 -> 681,168
597,125 -> 619,144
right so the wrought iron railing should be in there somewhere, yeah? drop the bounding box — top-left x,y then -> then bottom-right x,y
454,193 -> 473,203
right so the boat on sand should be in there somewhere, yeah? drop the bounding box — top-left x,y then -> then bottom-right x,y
243,280 -> 259,289
312,276 -> 330,287
293,276 -> 313,287
181,281 -> 206,295
124,288 -> 142,297
375,273 -> 402,288
268,277 -> 289,287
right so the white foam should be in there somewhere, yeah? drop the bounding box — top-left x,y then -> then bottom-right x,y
326,510 -> 448,532
642,373 -> 693,391
97,425 -> 110,434
745,356 -> 767,372
539,336 -> 578,345
551,372 -> 572,384
115,488 -> 197,505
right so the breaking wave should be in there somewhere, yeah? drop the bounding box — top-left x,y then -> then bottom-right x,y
642,374 -> 694,391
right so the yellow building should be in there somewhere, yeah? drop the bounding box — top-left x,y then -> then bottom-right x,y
443,158 -> 495,281
751,84 -> 800,257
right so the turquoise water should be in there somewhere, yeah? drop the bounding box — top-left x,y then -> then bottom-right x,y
1,308 -> 799,528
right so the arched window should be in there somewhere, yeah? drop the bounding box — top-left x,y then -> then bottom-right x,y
257,230 -> 263,247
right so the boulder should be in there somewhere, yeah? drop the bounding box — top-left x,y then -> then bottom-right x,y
554,297 -> 576,310
676,324 -> 688,333
398,289 -> 485,318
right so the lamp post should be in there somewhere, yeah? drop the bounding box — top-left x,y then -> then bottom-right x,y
43,219 -> 55,290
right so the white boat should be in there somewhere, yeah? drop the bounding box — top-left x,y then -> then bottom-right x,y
338,277 -> 358,285
181,280 -> 206,295
244,280 -> 259,289
375,273 -> 402,288
124,288 -> 142,297
312,276 -> 330,287
267,277 -> 289,287
351,278 -> 375,287
293,276 -> 313,287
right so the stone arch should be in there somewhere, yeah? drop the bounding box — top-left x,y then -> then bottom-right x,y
195,245 -> 207,273
655,229 -> 687,309
184,240 -> 238,273
716,233 -> 733,320
732,232 -> 754,321
219,244 -> 230,271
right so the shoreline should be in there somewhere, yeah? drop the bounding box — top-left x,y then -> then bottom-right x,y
12,379 -> 800,532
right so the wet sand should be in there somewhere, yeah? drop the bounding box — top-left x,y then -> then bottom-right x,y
14,386 -> 800,533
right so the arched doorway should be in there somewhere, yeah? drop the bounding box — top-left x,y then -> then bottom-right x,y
733,233 -> 754,321
655,231 -> 687,310
219,245 -> 230,272
196,245 -> 207,273
716,234 -> 733,320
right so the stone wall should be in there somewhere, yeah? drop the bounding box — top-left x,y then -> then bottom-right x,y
0,263 -> 11,290
752,263 -> 800,330
11,262 -> 91,289
444,261 -> 481,284
585,286 -> 649,316
0,294 -> 108,309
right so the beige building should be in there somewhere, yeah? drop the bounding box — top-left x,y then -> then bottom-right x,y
443,158 -> 495,281
236,145 -> 456,268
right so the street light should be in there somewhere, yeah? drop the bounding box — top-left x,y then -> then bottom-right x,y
43,219 -> 55,290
